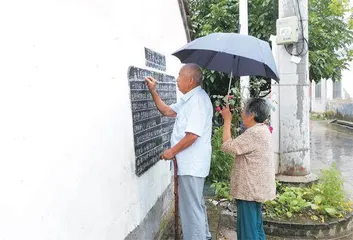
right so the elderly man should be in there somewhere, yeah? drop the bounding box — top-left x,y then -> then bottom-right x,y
145,64 -> 213,240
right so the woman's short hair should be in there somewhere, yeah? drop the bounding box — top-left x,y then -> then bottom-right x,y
244,98 -> 270,123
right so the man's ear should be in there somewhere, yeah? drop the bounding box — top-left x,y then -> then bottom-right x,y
189,76 -> 194,84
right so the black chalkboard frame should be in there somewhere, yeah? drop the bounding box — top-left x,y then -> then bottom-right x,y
127,66 -> 177,176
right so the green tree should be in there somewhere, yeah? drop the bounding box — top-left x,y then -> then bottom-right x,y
189,0 -> 277,42
189,0 -> 277,96
309,0 -> 353,82
188,0 -> 353,86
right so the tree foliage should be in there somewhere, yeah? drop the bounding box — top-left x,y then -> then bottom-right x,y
309,0 -> 353,82
189,0 -> 277,95
189,0 -> 277,42
189,0 -> 353,86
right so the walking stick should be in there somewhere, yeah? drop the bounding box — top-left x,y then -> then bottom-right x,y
173,157 -> 180,240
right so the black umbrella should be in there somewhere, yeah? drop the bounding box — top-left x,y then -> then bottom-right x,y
173,32 -> 280,95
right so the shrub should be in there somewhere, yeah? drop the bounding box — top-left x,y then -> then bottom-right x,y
210,181 -> 231,200
207,126 -> 234,183
264,164 -> 353,222
324,110 -> 336,119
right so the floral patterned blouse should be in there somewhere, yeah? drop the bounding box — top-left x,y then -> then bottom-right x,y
221,123 -> 276,202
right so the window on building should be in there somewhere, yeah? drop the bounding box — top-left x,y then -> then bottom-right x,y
315,82 -> 321,99
333,81 -> 342,99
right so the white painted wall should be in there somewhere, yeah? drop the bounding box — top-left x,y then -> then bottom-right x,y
311,80 -> 327,113
342,63 -> 353,98
311,61 -> 353,113
0,1 -> 187,239
327,80 -> 334,100
311,74 -> 352,113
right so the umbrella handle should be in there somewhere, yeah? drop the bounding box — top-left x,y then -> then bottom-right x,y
226,72 -> 233,104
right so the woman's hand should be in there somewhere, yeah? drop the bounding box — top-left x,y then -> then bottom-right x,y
220,103 -> 232,122
221,103 -> 232,143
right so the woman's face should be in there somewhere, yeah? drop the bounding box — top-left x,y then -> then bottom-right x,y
241,108 -> 255,128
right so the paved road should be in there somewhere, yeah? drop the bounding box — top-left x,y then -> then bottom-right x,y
310,120 -> 353,200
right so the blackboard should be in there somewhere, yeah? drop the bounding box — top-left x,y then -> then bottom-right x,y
145,48 -> 166,71
128,66 -> 176,176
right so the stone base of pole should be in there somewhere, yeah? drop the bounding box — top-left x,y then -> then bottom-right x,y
276,173 -> 318,185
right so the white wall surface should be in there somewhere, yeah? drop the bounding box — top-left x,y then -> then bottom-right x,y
0,0 -> 187,239
342,63 -> 353,98
311,80 -> 327,113
326,80 -> 333,100
311,74 -> 352,113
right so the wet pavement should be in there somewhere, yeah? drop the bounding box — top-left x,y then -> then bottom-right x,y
310,120 -> 353,200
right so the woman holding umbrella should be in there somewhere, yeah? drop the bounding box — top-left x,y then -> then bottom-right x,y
220,98 -> 276,240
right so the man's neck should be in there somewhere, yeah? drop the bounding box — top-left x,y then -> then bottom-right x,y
185,84 -> 200,94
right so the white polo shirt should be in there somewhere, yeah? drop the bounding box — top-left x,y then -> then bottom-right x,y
170,86 -> 213,177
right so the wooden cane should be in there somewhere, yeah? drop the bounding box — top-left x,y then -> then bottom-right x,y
173,157 -> 180,240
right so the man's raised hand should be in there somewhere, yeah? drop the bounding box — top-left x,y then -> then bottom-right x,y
144,76 -> 157,92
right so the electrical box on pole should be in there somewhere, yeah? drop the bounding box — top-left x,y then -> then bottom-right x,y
276,16 -> 299,45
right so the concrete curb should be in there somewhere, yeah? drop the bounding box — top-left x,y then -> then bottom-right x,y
264,212 -> 353,239
218,201 -> 353,240
328,120 -> 353,133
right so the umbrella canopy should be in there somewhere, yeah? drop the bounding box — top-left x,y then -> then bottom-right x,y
172,32 -> 279,82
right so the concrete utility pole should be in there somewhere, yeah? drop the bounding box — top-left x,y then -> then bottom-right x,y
269,35 -> 280,175
239,0 -> 250,99
276,0 -> 317,182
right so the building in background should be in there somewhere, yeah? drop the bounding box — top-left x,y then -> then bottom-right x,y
311,63 -> 353,120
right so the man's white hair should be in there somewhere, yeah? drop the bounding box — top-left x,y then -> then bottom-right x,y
182,63 -> 203,84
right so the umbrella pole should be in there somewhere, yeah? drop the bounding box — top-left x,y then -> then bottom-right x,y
173,158 -> 180,240
226,72 -> 233,104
